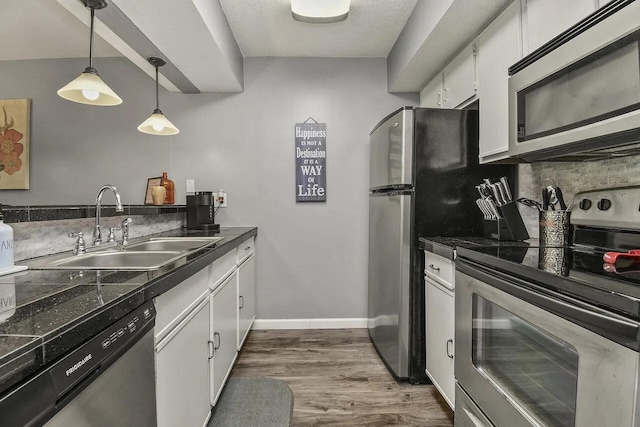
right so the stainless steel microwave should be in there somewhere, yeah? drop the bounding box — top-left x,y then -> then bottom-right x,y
508,0 -> 640,161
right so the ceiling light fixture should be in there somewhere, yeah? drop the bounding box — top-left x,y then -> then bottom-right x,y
137,57 -> 179,136
291,0 -> 350,23
57,0 -> 122,106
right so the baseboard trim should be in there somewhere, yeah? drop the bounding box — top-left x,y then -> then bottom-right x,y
252,318 -> 368,330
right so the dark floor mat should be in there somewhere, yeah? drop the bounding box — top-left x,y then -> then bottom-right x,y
209,377 -> 294,427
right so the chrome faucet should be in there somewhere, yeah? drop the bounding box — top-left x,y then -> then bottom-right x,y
94,185 -> 124,245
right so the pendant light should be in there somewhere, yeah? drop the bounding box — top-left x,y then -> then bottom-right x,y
57,0 -> 122,106
137,57 -> 179,136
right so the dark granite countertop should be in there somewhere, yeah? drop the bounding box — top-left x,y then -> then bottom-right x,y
418,236 -> 539,260
0,226 -> 257,397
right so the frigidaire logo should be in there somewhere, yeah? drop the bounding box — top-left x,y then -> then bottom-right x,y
66,354 -> 92,376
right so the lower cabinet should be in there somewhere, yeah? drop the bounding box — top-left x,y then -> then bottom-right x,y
237,253 -> 255,350
155,293 -> 211,427
153,239 -> 257,427
210,271 -> 239,406
425,278 -> 455,409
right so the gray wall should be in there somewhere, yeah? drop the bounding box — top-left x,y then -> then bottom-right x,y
0,57 -> 418,319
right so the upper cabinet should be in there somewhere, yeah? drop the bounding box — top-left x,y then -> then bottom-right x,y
420,0 -> 605,163
442,45 -> 477,109
420,75 -> 443,108
420,45 -> 477,109
477,1 -> 523,163
523,0 -> 595,53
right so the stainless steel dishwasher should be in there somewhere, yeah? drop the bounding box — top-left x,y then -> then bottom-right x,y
0,300 -> 157,427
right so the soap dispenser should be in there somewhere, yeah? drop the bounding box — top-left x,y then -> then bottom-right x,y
0,205 -> 14,271
161,172 -> 175,205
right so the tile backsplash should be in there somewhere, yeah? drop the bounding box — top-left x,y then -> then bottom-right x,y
517,153 -> 640,237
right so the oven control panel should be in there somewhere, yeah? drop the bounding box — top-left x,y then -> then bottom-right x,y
571,185 -> 640,230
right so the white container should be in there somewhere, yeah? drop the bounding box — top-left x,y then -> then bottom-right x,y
0,208 -> 14,271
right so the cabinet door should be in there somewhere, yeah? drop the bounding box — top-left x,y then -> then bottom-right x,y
237,253 -> 255,350
442,45 -> 477,108
425,278 -> 455,409
478,1 -> 522,163
210,272 -> 239,406
420,75 -> 443,108
155,295 -> 211,427
524,0 -> 595,53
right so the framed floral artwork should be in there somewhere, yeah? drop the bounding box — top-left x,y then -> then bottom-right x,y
0,99 -> 30,189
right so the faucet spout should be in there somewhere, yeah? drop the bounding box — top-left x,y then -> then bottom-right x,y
94,185 -> 124,246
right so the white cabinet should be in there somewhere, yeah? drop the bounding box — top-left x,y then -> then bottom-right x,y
424,250 -> 455,409
477,1 -> 523,163
155,293 -> 211,427
420,75 -> 443,108
210,271 -> 239,406
420,45 -> 476,109
442,45 -> 477,108
523,0 -> 595,53
237,253 -> 255,350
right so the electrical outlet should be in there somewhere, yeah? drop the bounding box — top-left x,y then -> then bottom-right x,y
186,179 -> 195,193
215,192 -> 227,208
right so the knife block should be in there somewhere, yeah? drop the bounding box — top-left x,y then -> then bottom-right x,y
483,202 -> 530,241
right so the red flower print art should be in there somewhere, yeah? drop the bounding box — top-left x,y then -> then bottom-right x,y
0,107 -> 23,175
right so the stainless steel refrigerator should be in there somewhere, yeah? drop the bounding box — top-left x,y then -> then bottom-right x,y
367,107 -> 514,382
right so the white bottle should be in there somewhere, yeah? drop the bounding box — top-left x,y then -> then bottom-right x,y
0,205 -> 14,271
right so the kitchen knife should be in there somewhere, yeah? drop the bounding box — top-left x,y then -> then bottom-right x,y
488,184 -> 505,206
500,177 -> 513,202
485,197 -> 501,219
476,199 -> 489,219
495,182 -> 510,205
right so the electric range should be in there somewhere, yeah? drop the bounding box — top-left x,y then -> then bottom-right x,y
457,185 -> 640,321
453,185 -> 640,427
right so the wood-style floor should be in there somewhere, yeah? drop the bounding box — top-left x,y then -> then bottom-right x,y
230,329 -> 454,426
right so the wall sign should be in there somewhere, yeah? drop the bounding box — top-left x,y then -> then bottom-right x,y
295,119 -> 326,202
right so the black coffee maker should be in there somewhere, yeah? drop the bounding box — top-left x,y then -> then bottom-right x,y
186,191 -> 220,231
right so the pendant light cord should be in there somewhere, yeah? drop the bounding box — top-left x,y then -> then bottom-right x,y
88,7 -> 95,69
155,65 -> 160,111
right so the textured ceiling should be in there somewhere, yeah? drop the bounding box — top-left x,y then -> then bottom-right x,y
0,0 -> 120,61
219,0 -> 418,57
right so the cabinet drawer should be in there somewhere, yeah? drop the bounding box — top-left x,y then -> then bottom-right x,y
236,236 -> 255,265
210,249 -> 237,291
155,267 -> 209,342
424,251 -> 454,290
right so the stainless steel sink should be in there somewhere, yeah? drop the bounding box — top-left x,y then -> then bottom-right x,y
26,236 -> 225,271
32,250 -> 186,271
123,238 -> 221,252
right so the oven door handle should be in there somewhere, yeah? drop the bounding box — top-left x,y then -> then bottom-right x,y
458,259 -> 640,346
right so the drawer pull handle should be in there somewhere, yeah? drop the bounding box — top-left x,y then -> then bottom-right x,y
214,332 -> 221,350
245,246 -> 251,251
446,339 -> 454,359
239,295 -> 244,309
428,264 -> 440,272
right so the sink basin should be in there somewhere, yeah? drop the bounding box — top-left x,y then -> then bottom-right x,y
30,250 -> 187,271
123,238 -> 222,252
26,236 -> 226,271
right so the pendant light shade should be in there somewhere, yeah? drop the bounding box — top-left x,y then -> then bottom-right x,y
138,57 -> 179,136
58,0 -> 122,106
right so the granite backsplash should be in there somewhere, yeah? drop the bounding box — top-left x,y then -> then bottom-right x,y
10,209 -> 186,261
517,153 -> 640,237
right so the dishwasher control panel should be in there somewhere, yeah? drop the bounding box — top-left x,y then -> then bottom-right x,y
49,301 -> 156,396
